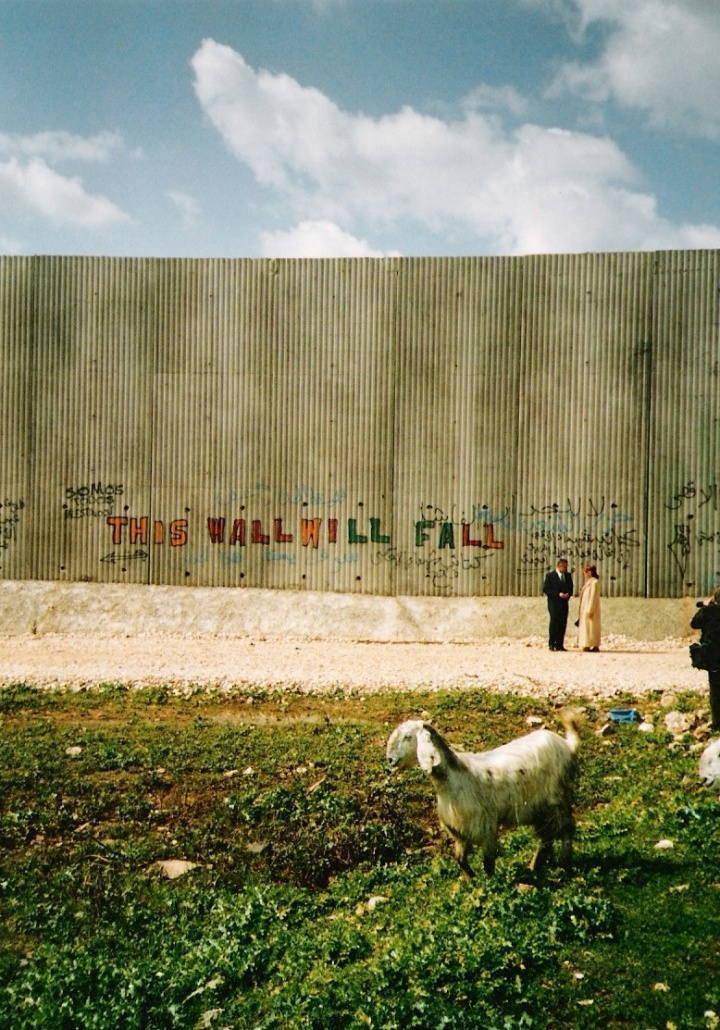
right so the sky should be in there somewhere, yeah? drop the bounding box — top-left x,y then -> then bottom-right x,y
2,0 -> 720,259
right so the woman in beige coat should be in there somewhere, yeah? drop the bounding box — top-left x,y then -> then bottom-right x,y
578,564 -> 601,652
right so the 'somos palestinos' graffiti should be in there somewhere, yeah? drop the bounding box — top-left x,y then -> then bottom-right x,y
64,483 -> 123,520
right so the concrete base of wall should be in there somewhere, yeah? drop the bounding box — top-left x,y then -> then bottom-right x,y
0,580 -> 700,642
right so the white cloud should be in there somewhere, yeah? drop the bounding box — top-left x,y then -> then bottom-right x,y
546,0 -> 720,140
0,157 -> 130,229
167,190 -> 200,226
0,235 -> 24,255
191,38 -> 720,254
0,130 -> 127,163
260,219 -> 398,257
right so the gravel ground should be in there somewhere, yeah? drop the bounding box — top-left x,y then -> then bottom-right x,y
0,632 -> 704,703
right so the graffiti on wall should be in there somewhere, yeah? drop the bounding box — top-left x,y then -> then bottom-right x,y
509,502 -> 640,578
64,483 -> 123,520
414,498 -> 638,579
665,479 -> 720,588
0,499 -> 24,563
97,497 -> 644,583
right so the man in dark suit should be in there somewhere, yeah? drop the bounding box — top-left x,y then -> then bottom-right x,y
543,558 -> 573,651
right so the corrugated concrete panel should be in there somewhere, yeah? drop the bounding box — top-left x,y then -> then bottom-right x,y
516,251 -> 652,598
150,258 -> 396,591
649,250 -> 720,598
393,256 -> 522,596
0,257 -> 33,580
29,257 -> 154,584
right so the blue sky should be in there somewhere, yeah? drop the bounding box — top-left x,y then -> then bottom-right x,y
2,0 -> 720,258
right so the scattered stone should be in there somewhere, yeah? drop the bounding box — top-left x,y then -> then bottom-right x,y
664,711 -> 696,737
65,746 -> 83,757
595,722 -> 614,737
638,721 -> 654,733
366,895 -> 389,912
654,839 -> 674,850
246,841 -> 269,855
155,859 -> 199,879
526,716 -> 544,726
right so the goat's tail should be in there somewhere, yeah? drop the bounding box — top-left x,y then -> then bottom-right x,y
560,706 -> 584,754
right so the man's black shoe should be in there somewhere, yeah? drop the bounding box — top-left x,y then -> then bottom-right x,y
556,647 -> 567,652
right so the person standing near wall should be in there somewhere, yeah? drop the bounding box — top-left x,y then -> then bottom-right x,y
690,588 -> 720,731
542,558 -> 573,652
577,563 -> 601,652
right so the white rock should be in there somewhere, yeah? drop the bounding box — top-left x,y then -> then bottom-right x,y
638,721 -> 654,733
65,746 -> 83,757
155,859 -> 199,879
366,895 -> 389,911
664,711 -> 696,737
654,839 -> 674,850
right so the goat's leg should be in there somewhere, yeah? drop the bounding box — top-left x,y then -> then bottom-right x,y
453,838 -> 476,878
557,813 -> 575,871
528,835 -> 554,872
532,806 -> 574,872
529,809 -> 556,872
482,842 -> 498,877
557,834 -> 573,871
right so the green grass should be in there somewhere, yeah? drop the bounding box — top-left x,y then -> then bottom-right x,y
1,683 -> 719,1029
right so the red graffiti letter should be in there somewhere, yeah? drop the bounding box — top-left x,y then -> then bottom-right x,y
106,516 -> 128,545
229,519 -> 246,546
483,524 -> 504,550
207,517 -> 226,543
129,517 -> 148,545
274,518 -> 293,544
301,518 -> 322,548
462,523 -> 482,547
170,519 -> 188,547
252,520 -> 269,545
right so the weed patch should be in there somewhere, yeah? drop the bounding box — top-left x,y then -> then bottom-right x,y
1,684 -> 719,1028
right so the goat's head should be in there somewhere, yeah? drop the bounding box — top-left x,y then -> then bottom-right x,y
699,737 -> 720,791
386,720 -> 442,773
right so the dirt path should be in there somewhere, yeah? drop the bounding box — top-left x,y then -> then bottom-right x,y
0,632 -> 702,703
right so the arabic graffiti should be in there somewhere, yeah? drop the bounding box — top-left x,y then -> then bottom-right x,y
0,498 -> 24,555
665,480 -> 720,587
418,498 -> 638,577
371,546 -> 495,590
665,480 -> 719,511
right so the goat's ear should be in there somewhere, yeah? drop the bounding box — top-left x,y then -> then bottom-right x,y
416,728 -> 441,772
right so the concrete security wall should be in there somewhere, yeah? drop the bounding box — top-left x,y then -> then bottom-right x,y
0,579 -> 698,642
1,252 -> 720,599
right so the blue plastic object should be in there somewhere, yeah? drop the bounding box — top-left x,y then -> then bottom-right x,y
608,707 -> 642,723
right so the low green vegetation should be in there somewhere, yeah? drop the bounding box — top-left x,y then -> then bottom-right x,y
1,682 -> 719,1029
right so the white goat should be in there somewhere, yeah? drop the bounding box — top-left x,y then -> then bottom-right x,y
386,710 -> 582,877
699,738 -> 720,791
